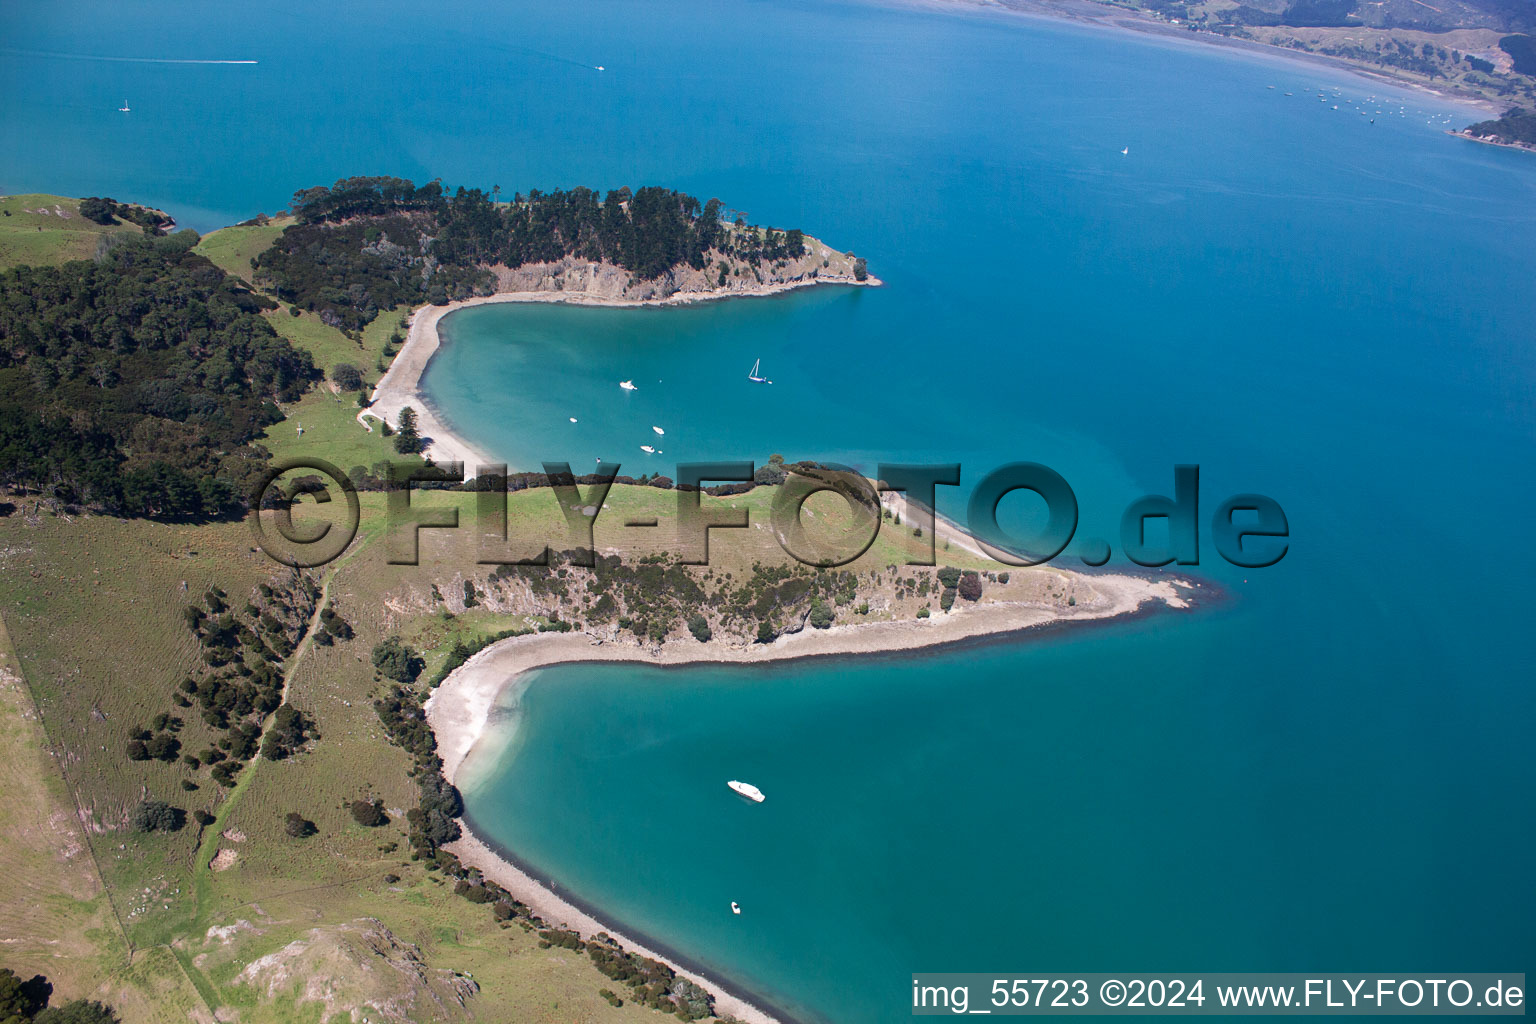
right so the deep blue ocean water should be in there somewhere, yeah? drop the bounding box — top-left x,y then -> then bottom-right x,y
5,1 -> 1533,1020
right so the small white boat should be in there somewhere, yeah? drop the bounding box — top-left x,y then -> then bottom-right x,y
652,426 -> 665,435
595,65 -> 606,71
619,380 -> 637,391
728,780 -> 765,803
1121,146 -> 1129,155
731,902 -> 742,915
640,445 -> 656,454
118,101 -> 131,113
569,417 -> 578,423
747,358 -> 772,385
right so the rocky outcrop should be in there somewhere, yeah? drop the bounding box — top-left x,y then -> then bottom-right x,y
231,917 -> 479,1023
489,235 -> 870,301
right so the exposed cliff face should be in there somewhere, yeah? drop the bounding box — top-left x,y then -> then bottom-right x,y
489,235 -> 869,301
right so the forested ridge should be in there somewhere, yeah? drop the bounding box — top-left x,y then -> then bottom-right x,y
254,176 -> 808,330
1464,106 -> 1536,144
0,234 -> 318,516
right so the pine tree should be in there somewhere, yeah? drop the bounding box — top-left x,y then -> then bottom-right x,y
393,406 -> 422,454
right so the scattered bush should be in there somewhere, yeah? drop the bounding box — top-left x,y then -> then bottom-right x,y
958,571 -> 983,602
372,637 -> 424,683
330,362 -> 364,391
350,799 -> 388,827
808,599 -> 834,629
129,800 -> 184,833
284,812 -> 318,838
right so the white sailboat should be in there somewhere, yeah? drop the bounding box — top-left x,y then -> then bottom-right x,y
619,380 -> 637,391
747,358 -> 772,384
118,100 -> 131,113
1121,146 -> 1129,156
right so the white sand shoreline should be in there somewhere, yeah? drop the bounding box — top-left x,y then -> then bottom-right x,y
391,260 -> 1187,1023
363,274 -> 881,479
426,573 -> 1191,1024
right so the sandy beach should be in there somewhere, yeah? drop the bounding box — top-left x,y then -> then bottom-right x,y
389,251 -> 1186,1023
363,272 -> 881,478
426,570 -> 1191,1024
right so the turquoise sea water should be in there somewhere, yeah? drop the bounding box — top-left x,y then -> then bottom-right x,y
5,1 -> 1534,1021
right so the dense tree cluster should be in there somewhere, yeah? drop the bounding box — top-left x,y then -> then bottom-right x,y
1466,106 -> 1536,144
0,237 -> 318,517
1,969 -> 119,1024
253,177 -> 808,329
260,705 -> 316,760
76,196 -> 172,234
1502,33 -> 1536,74
371,636 -> 424,683
585,938 -> 714,1020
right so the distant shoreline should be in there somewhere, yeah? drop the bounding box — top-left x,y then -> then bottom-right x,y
893,0 -> 1503,115
1445,128 -> 1536,153
426,572 -> 1195,1024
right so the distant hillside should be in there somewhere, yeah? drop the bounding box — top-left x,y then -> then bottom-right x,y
1074,0 -> 1536,104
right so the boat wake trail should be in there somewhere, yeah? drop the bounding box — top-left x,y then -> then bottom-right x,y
0,48 -> 258,64
487,43 -> 605,72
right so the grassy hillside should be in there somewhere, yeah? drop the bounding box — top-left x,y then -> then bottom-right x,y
193,220 -> 288,281
0,468 -> 1074,1021
0,194 -> 147,270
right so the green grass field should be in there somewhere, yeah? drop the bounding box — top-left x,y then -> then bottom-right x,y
0,194 -> 147,270
258,305 -> 416,472
193,220 -> 287,281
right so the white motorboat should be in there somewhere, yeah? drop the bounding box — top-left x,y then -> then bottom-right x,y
728,780 -> 764,802
620,380 -> 637,391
